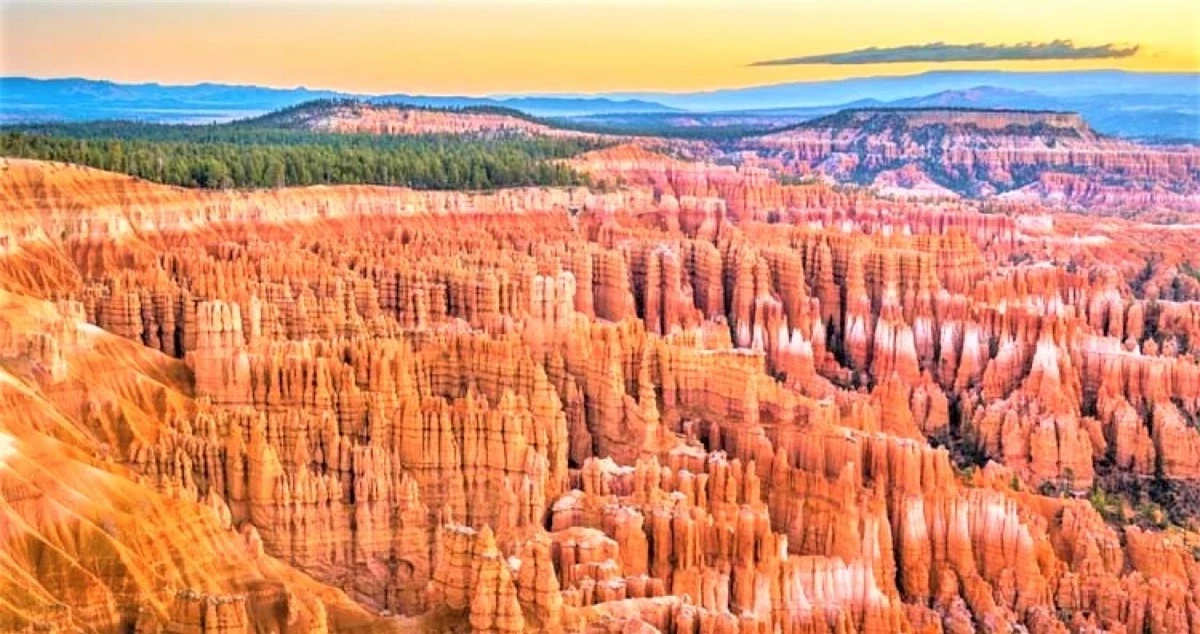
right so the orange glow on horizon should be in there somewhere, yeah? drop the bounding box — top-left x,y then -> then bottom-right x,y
2,0 -> 1197,95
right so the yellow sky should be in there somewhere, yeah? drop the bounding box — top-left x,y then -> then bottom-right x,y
2,0 -> 1197,95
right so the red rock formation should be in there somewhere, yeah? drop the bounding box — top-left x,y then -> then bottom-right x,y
269,100 -> 604,140
3,156 -> 1200,634
739,109 -> 1200,212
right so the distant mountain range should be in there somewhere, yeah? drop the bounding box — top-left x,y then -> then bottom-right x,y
608,70 -> 1199,110
0,77 -> 679,123
366,94 -> 678,117
2,71 -> 1197,141
566,85 -> 1200,142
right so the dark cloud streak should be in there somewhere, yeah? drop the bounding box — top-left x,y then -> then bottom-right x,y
750,40 -> 1140,66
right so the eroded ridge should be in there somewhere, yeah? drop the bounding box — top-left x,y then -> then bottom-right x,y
2,154 -> 1200,633
731,108 -> 1200,211
262,100 -> 599,139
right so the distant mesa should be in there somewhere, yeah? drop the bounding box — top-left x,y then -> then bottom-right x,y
798,107 -> 1094,138
243,99 -> 604,139
739,106 -> 1200,209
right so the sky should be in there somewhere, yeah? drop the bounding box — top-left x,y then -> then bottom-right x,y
2,0 -> 1198,95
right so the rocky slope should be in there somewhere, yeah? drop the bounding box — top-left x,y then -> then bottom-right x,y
265,101 -> 599,138
736,108 -> 1200,213
3,154 -> 1200,633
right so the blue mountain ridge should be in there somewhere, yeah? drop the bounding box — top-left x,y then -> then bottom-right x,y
2,71 -> 1197,140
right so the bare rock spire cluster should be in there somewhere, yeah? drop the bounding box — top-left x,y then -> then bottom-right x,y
1,145 -> 1199,634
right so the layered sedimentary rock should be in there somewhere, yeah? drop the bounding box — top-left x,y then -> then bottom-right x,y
2,155 -> 1200,634
738,108 -> 1200,212
263,101 -> 602,139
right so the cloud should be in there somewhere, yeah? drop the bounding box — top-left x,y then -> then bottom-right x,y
750,40 -> 1140,66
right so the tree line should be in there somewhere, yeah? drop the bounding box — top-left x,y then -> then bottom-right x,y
0,121 -> 601,190
242,98 -> 546,127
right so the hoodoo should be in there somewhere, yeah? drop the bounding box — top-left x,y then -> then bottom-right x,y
3,146 -> 1200,632
3,6 -> 1200,631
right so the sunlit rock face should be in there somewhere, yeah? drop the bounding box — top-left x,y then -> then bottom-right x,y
3,155 -> 1200,634
734,108 -> 1200,212
265,101 -> 606,140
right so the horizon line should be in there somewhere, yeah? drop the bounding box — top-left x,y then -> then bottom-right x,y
5,68 -> 1196,100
